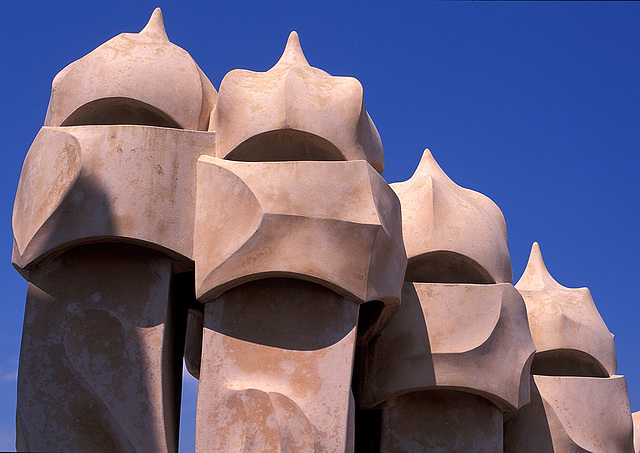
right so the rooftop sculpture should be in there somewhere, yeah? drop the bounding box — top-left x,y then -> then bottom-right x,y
12,8 -> 639,453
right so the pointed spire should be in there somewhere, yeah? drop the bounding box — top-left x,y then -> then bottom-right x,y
140,7 -> 168,40
409,149 -> 453,184
272,31 -> 310,70
515,242 -> 561,291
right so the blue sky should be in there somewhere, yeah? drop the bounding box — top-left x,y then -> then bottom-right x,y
1,1 -> 639,451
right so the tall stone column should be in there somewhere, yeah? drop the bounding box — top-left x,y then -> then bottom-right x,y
12,9 -> 216,451
196,279 -> 359,452
193,158 -> 404,453
190,33 -> 405,452
16,244 -> 184,452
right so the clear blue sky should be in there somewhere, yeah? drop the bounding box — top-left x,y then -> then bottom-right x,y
1,1 -> 639,451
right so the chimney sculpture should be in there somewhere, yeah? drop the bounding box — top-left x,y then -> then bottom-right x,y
12,9 -> 636,453
504,243 -> 633,452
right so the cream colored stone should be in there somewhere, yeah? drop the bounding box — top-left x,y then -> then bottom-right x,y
194,156 -> 406,312
360,282 -> 534,412
209,32 -> 384,172
44,8 -> 216,131
633,411 -> 640,453
12,125 -> 214,271
196,278 -> 358,453
391,149 -> 512,284
380,391 -> 503,453
14,7 -> 636,452
516,242 -> 617,376
504,375 -> 634,453
16,244 -> 183,453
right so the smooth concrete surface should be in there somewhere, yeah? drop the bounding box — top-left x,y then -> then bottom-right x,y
13,125 -> 214,271
16,244 -> 183,453
380,391 -> 503,453
505,375 -> 634,453
392,149 -> 512,284
360,282 -> 534,412
194,156 -> 406,312
196,279 -> 358,453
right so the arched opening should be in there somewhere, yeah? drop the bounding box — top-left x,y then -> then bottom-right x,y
405,251 -> 495,284
61,97 -> 181,128
531,349 -> 609,378
225,129 -> 346,162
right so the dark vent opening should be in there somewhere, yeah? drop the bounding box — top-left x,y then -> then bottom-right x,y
61,97 -> 182,128
531,349 -> 609,378
226,129 -> 346,162
352,343 -> 382,453
356,300 -> 385,347
405,251 -> 495,284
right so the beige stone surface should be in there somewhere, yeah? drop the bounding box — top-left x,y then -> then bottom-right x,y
12,125 -> 214,271
194,156 -> 406,311
13,7 -> 635,452
360,282 -> 534,412
380,391 -> 503,453
391,149 -> 512,284
16,244 -> 183,453
44,8 -> 216,131
504,375 -> 634,453
196,278 -> 358,452
516,242 -> 617,377
209,32 -> 384,172
633,411 -> 640,453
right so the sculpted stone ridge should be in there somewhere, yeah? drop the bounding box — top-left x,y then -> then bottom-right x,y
12,126 -> 214,271
360,282 -> 535,412
391,149 -> 513,284
516,242 -> 617,376
44,8 -> 217,131
505,375 -> 634,453
194,157 -> 406,308
210,32 -> 384,172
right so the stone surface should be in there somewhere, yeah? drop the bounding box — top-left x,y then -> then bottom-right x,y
516,242 -> 617,377
196,278 -> 358,452
12,125 -> 213,271
194,156 -> 406,311
391,149 -> 512,284
15,244 -> 184,453
360,282 -> 534,412
380,391 -> 503,453
504,375 -> 634,453
44,9 -> 216,131
210,32 -> 384,172
12,8 -> 636,453
633,411 -> 640,453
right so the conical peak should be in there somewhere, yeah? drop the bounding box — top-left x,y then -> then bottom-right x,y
407,149 -> 453,185
272,31 -> 310,70
516,242 -> 562,291
140,7 -> 168,40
